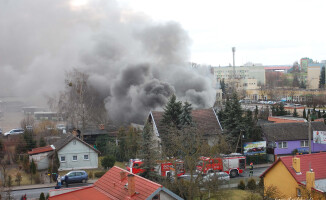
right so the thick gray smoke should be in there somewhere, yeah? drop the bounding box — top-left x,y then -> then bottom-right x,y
0,0 -> 216,124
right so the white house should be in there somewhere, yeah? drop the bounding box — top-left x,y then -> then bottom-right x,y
28,145 -> 55,170
48,134 -> 100,171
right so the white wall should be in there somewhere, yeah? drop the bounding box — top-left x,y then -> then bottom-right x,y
58,139 -> 98,171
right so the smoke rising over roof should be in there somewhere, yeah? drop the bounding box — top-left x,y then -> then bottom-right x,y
0,0 -> 216,124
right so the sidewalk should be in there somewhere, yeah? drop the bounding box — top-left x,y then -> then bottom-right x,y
6,179 -> 98,191
252,163 -> 272,168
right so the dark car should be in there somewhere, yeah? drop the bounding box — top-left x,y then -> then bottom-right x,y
61,171 -> 88,184
0,128 -> 2,134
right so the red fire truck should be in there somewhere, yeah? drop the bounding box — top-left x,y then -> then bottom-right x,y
126,159 -> 185,177
196,153 -> 246,177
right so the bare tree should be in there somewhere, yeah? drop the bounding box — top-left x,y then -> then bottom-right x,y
56,69 -> 108,137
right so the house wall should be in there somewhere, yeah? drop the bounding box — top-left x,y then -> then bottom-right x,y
159,191 -> 177,200
274,140 -> 326,155
264,161 -> 299,198
58,139 -> 98,171
29,152 -> 51,170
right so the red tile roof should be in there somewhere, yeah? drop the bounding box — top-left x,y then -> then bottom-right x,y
28,145 -> 54,155
261,152 -> 326,182
94,166 -> 162,200
49,186 -> 109,200
49,166 -> 167,200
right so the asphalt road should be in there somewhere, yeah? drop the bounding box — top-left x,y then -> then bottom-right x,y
8,167 -> 269,199
9,183 -> 91,200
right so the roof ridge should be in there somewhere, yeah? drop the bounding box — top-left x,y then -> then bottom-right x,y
111,166 -> 162,187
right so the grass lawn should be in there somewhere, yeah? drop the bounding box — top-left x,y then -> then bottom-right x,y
198,189 -> 262,200
6,168 -> 39,186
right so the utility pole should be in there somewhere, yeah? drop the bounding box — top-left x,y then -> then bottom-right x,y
308,114 -> 311,154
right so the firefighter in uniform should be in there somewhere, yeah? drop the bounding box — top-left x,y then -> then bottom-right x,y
249,163 -> 254,177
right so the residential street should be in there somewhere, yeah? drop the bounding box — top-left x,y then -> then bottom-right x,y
10,183 -> 92,200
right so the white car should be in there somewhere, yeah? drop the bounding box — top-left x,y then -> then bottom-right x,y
56,124 -> 66,130
203,172 -> 230,182
4,128 -> 24,136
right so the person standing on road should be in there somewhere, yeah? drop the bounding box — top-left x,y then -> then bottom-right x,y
57,175 -> 62,188
249,163 -> 254,177
65,175 -> 69,188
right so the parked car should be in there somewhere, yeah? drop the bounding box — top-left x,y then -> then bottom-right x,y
61,171 -> 88,184
202,172 -> 230,182
56,124 -> 66,130
26,125 -> 33,131
4,128 -> 24,136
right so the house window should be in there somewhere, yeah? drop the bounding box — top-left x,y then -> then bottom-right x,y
72,155 -> 77,161
300,140 -> 309,147
278,141 -> 288,148
60,156 -> 66,162
297,188 -> 301,197
84,155 -> 89,160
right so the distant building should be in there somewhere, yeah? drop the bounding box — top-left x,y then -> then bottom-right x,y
307,65 -> 322,89
212,65 -> 265,86
300,57 -> 314,72
261,122 -> 326,156
34,112 -> 64,121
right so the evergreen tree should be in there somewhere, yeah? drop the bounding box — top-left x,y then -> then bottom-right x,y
220,79 -> 226,98
39,137 -> 46,147
219,93 -> 245,147
139,123 -> 159,181
279,103 -> 287,116
254,105 -> 259,122
299,80 -> 306,89
39,192 -> 45,200
303,108 -> 306,119
29,159 -> 36,184
161,94 -> 182,128
101,155 -> 115,169
318,110 -> 322,118
244,110 -> 254,139
116,127 -> 127,162
180,101 -> 193,126
307,109 -> 311,120
319,66 -> 325,88
293,108 -> 298,117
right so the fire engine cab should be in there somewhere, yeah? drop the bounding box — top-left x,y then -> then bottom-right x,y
196,153 -> 246,177
126,159 -> 185,177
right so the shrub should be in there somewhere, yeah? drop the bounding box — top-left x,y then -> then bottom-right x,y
238,180 -> 245,190
88,171 -> 93,179
101,155 -> 115,169
247,178 -> 257,190
39,192 -> 45,200
94,171 -> 106,178
46,193 -> 49,200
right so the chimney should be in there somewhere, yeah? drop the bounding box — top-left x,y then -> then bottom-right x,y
120,171 -> 126,181
292,157 -> 301,173
306,169 -> 315,191
99,124 -> 104,130
127,174 -> 135,196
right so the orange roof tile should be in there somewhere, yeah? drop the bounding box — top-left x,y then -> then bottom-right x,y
28,145 -> 54,155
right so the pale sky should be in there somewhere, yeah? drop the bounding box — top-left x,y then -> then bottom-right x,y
119,0 -> 326,66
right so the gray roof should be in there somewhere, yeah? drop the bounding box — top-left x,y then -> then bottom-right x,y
48,133 -> 100,157
261,122 -> 326,141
